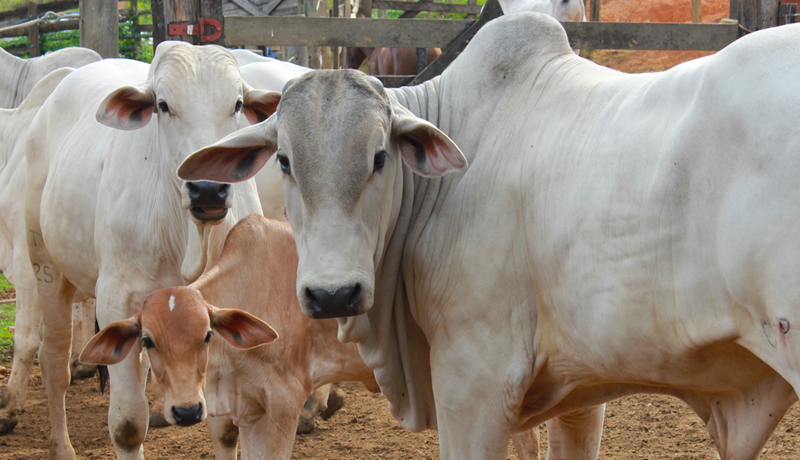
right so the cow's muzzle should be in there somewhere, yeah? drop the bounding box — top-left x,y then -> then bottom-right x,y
171,403 -> 204,427
304,284 -> 362,318
186,181 -> 230,223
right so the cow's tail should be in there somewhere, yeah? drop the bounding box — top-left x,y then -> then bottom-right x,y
95,319 -> 109,397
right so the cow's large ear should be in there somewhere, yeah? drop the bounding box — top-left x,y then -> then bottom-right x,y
391,104 -> 467,178
96,85 -> 156,130
178,118 -> 278,183
79,316 -> 142,365
210,306 -> 279,349
242,86 -> 282,124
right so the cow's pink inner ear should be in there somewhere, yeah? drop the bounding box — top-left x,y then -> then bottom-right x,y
210,308 -> 278,349
243,90 -> 281,124
96,86 -> 156,131
395,123 -> 467,178
79,318 -> 141,365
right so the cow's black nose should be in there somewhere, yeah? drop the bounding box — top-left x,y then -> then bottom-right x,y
187,181 -> 229,222
305,285 -> 362,318
172,403 -> 203,426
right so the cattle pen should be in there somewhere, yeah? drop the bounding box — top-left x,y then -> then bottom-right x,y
0,0 -> 797,85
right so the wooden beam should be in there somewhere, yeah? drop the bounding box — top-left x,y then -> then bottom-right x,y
80,0 -> 119,57
261,0 -> 283,15
27,2 -> 39,57
222,16 -> 474,47
408,0 -> 503,86
222,15 -> 739,52
0,0 -> 78,22
731,0 -> 781,30
361,0 -> 371,17
779,1 -> 798,25
152,0 -> 200,47
692,0 -> 702,23
372,1 -> 481,14
399,0 -> 431,19
230,0 -> 262,16
201,0 -> 223,43
562,21 -> 739,51
590,0 -> 601,21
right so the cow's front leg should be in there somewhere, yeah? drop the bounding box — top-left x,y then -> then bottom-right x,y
208,415 -> 239,460
240,387 -> 305,460
544,405 -> 604,460
34,272 -> 77,460
96,288 -> 150,460
0,284 -> 39,435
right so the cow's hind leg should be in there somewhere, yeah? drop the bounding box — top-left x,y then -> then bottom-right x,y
511,426 -> 540,460
682,370 -> 796,460
69,297 -> 96,382
208,415 -> 239,460
0,285 -> 39,435
544,405 -> 604,460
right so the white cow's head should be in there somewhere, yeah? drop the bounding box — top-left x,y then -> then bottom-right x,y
177,70 -> 466,339
80,286 -> 277,426
95,41 -> 281,226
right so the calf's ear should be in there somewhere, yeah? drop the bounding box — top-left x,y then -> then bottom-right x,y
243,86 -> 282,124
210,307 -> 279,349
96,85 -> 156,130
391,103 -> 467,178
79,316 -> 142,365
178,118 -> 278,183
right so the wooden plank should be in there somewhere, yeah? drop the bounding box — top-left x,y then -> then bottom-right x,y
0,17 -> 80,37
230,0 -> 263,15
399,0 -> 431,19
261,0 -> 284,14
590,0 -> 601,21
562,21 -> 739,51
408,0 -> 502,86
27,2 -> 39,57
361,0 -> 371,17
222,17 -> 740,51
80,0 -> 119,57
466,0 -> 476,20
692,0 -> 702,22
779,1 -> 798,25
0,0 -> 78,23
372,1 -> 481,14
152,0 -> 200,47
222,16 -> 473,47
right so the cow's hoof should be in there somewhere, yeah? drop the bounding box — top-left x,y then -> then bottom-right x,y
149,411 -> 169,428
296,416 -> 316,434
71,364 -> 96,382
321,389 -> 346,420
0,415 -> 18,435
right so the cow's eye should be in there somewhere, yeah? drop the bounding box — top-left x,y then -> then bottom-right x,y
277,154 -> 291,175
158,101 -> 170,114
204,331 -> 213,343
234,99 -> 243,114
141,337 -> 155,349
373,151 -> 387,173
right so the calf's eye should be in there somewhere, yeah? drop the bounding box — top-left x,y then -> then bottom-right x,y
277,154 -> 291,175
141,337 -> 155,349
373,151 -> 387,173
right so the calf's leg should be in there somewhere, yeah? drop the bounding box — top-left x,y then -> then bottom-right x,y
208,415 -> 239,460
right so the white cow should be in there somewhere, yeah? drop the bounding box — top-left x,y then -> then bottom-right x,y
498,0 -> 585,20
0,47 -> 101,109
181,14 -> 800,460
0,68 -> 76,435
22,41 -> 279,459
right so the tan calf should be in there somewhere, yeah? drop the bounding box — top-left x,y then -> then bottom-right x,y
82,215 -> 376,458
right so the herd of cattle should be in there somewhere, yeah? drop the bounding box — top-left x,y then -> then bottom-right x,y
1,7 -> 800,460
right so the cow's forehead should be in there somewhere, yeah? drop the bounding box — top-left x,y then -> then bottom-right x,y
141,287 -> 209,332
152,45 -> 241,97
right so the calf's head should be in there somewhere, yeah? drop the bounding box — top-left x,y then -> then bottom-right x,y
95,41 -> 281,226
79,286 -> 277,426
178,70 -> 466,341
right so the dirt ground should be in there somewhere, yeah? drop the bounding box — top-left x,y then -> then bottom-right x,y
5,0 -> 800,458
1,366 -> 799,459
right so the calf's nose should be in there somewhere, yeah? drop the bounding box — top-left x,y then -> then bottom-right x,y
171,403 -> 204,426
305,284 -> 362,318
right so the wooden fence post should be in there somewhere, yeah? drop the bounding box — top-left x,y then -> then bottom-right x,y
692,0 -> 702,23
80,0 -> 119,57
730,0 -> 780,30
590,0 -> 600,21
152,0 -> 199,48
27,2 -> 39,57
